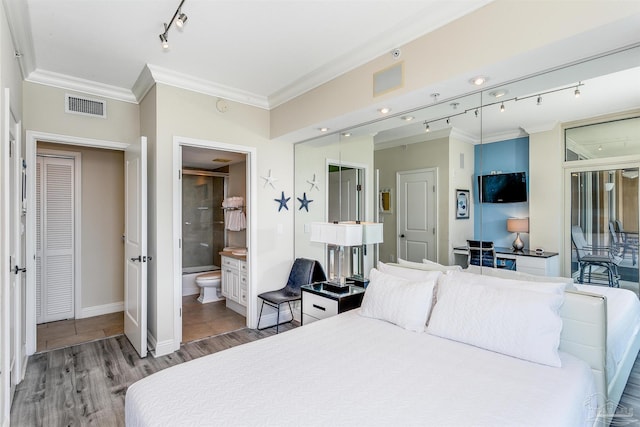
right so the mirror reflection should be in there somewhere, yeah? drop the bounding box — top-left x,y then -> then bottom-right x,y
294,45 -> 640,294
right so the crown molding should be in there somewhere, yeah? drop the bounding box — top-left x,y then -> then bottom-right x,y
132,65 -> 155,102
450,127 -> 478,145
26,69 -> 138,103
145,64 -> 269,110
521,121 -> 560,136
480,128 -> 530,144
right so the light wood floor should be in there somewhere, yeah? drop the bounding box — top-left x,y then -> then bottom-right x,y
11,323 -> 296,426
36,295 -> 245,352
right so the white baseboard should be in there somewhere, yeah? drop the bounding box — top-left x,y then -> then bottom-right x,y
78,301 -> 123,319
148,331 -> 177,358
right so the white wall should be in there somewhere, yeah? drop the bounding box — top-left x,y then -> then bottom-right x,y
146,83 -> 294,354
448,134 -> 476,264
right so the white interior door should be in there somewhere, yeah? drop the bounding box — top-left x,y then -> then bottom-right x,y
398,169 -> 437,262
9,112 -> 24,392
36,156 -> 75,324
124,137 -> 147,358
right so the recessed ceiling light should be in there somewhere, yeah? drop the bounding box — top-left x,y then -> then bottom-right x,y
470,76 -> 488,86
401,116 -> 415,121
318,127 -> 329,132
341,132 -> 351,137
489,89 -> 508,98
212,158 -> 232,163
450,102 -> 459,110
378,107 -> 391,114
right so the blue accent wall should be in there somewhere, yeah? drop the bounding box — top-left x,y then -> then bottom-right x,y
473,136 -> 529,248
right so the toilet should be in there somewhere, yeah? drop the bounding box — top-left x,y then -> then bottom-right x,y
195,270 -> 223,303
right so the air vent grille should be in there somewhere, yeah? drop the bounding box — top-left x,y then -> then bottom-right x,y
65,94 -> 106,118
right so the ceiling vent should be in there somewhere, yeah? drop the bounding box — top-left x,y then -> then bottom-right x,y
65,94 -> 106,118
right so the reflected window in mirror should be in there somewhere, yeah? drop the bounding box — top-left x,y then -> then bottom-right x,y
565,116 -> 640,161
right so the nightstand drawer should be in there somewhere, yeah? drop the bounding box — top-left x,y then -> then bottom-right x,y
303,292 -> 338,320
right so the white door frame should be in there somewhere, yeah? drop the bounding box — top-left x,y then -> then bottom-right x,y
325,159 -> 369,221
396,167 -> 439,263
36,149 -> 82,323
25,131 -> 128,355
172,136 -> 257,343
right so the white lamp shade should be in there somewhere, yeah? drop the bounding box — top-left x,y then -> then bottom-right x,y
310,222 -> 363,246
506,218 -> 529,233
340,221 -> 383,244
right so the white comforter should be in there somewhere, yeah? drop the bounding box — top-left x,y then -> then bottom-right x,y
126,310 -> 596,427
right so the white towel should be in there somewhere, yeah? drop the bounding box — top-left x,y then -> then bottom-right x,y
224,209 -> 246,231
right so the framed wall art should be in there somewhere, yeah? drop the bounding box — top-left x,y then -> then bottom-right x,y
455,189 -> 470,219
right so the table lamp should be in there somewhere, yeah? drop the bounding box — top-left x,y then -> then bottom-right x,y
310,222 -> 363,287
507,217 -> 529,251
340,221 -> 384,279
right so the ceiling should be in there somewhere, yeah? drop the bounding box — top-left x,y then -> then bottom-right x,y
11,0 -> 492,108
6,0 -> 640,151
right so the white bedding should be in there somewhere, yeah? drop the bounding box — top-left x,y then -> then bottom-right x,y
126,310 -> 597,427
576,284 -> 640,381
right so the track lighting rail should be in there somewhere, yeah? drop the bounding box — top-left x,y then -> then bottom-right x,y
159,0 -> 187,50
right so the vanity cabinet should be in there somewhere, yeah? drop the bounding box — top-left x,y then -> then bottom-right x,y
221,255 -> 247,311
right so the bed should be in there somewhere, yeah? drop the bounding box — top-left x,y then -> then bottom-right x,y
126,265 -> 613,427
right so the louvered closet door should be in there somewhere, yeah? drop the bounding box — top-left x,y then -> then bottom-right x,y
36,156 -> 75,323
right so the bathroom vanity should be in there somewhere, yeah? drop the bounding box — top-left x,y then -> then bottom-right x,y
220,251 -> 247,316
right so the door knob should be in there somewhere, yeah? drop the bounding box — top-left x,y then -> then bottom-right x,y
130,256 -> 141,262
400,234 -> 405,238
13,265 -> 26,274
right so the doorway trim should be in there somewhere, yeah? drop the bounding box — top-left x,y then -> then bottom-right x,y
172,136 -> 257,345
25,131 -> 128,355
325,158 -> 369,221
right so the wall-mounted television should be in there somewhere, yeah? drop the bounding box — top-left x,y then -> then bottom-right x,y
478,172 -> 527,203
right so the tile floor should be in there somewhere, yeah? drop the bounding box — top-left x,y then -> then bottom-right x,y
181,295 -> 246,343
36,311 -> 124,352
36,295 -> 246,352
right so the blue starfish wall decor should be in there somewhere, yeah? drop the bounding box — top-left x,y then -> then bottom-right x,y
297,192 -> 313,211
275,191 -> 290,212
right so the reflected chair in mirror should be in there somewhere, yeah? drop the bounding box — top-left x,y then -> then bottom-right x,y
257,258 -> 326,333
467,240 -> 496,268
612,220 -> 638,266
571,225 -> 621,287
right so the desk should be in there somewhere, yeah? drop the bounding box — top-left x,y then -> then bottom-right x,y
453,246 -> 560,276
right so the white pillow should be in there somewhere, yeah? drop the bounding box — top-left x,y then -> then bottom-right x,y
360,268 -> 436,332
396,258 -> 462,272
427,275 -> 564,367
447,270 -> 566,295
465,265 -> 577,291
377,261 -> 442,283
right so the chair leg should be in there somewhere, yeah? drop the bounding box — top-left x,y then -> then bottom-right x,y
257,300 -> 265,330
276,303 -> 281,334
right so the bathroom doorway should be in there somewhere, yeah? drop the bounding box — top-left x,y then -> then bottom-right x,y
179,145 -> 248,343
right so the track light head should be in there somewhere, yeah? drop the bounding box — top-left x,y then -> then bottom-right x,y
575,87 -> 581,98
500,102 -> 505,112
446,117 -> 450,125
474,109 -> 479,118
159,33 -> 169,49
537,95 -> 542,105
176,12 -> 188,28
424,122 -> 430,133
